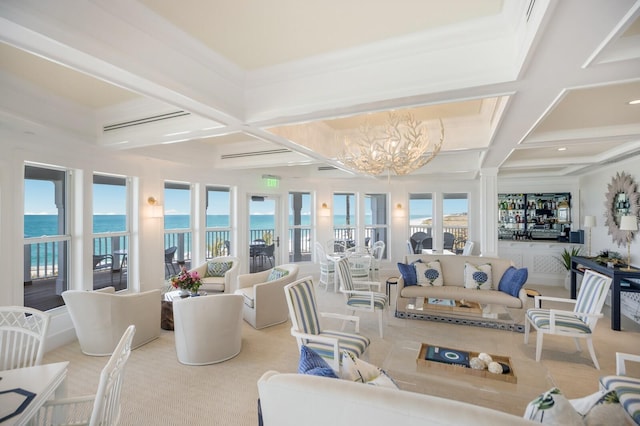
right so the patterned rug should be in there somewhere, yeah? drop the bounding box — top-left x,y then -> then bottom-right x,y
395,310 -> 525,333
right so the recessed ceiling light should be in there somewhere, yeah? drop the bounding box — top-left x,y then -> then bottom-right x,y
629,99 -> 640,105
558,147 -> 567,151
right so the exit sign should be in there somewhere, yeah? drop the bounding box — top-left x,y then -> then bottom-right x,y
262,174 -> 280,188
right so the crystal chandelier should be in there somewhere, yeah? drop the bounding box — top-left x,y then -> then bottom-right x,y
338,112 -> 444,176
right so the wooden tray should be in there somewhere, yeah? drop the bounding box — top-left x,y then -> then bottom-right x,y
416,343 -> 517,383
424,299 -> 483,314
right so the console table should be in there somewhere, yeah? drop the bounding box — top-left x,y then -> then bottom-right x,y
570,256 -> 640,331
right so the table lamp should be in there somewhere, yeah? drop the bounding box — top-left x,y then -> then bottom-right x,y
619,215 -> 638,271
584,215 -> 596,257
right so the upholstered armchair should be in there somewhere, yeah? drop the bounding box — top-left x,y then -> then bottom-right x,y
189,256 -> 239,293
62,287 -> 160,356
173,294 -> 244,365
234,264 -> 299,329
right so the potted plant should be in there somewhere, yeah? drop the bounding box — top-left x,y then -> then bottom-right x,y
557,246 -> 582,290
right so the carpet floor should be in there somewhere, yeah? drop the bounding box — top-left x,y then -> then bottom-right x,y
41,274 -> 640,425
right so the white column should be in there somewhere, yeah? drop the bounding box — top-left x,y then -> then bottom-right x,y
480,168 -> 499,257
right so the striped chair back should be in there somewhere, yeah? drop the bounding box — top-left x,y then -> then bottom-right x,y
336,257 -> 355,292
574,270 -> 612,325
284,277 -> 322,335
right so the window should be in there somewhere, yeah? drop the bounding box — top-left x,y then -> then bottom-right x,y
206,186 -> 231,258
164,182 -> 192,277
288,192 -> 312,263
364,193 -> 387,256
24,165 -> 69,311
333,192 -> 356,244
409,193 -> 433,236
443,193 -> 468,253
93,174 -> 129,290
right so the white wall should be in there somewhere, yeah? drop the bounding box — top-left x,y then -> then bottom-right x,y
578,157 -> 640,265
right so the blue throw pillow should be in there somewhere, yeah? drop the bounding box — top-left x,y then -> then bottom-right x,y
498,266 -> 528,297
397,263 -> 417,286
298,346 -> 338,378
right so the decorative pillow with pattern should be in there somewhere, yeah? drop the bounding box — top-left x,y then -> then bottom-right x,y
267,267 -> 289,281
298,345 -> 338,378
339,350 -> 398,389
415,260 -> 444,286
464,262 -> 493,290
524,388 -> 583,425
206,261 -> 232,278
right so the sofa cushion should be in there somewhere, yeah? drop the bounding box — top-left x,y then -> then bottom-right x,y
415,260 -> 444,287
268,267 -> 289,281
206,261 -> 232,278
498,266 -> 528,297
464,262 -> 493,290
397,263 -> 417,286
339,350 -> 398,389
298,345 -> 338,378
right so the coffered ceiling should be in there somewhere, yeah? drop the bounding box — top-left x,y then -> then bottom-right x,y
0,0 -> 639,180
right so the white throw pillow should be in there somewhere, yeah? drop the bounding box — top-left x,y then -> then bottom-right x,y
464,262 -> 493,290
339,351 -> 398,389
524,388 -> 583,425
415,260 -> 444,287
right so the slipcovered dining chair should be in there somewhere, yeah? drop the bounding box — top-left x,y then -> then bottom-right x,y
284,277 -> 370,373
462,241 -> 475,256
370,241 -> 385,280
524,269 -> 612,369
336,258 -> 388,338
32,325 -> 136,426
173,294 -> 244,365
0,306 -> 50,370
314,242 -> 335,292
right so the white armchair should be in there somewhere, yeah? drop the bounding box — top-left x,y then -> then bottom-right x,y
173,294 -> 244,365
235,264 -> 299,329
62,287 -> 160,356
189,256 -> 239,293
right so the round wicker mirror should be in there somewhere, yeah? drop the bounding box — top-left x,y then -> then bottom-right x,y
604,171 -> 639,247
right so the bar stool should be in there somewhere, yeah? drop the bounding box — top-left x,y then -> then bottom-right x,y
386,277 -> 399,306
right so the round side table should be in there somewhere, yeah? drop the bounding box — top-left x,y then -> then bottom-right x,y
525,288 -> 542,307
386,277 -> 399,306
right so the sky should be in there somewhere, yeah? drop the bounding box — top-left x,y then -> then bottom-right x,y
25,179 -> 468,217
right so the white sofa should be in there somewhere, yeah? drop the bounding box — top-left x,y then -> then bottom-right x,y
257,371 -> 536,425
234,264 -> 299,329
62,287 -> 160,356
189,256 -> 239,293
397,254 -> 527,325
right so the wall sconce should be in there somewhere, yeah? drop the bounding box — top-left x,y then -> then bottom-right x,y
619,215 -> 637,271
583,215 -> 596,256
319,202 -> 331,217
147,196 -> 163,218
392,203 -> 405,218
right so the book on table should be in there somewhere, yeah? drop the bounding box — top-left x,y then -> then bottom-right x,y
427,298 -> 455,306
424,345 -> 470,368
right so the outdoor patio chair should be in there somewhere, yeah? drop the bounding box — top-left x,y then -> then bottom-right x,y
164,246 -> 178,276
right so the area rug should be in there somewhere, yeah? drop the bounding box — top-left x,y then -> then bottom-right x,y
395,311 -> 525,333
